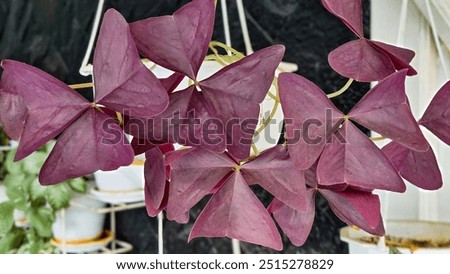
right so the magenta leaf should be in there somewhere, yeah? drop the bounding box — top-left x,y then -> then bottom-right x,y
144,147 -> 167,210
382,141 -> 442,190
320,189 -> 385,236
189,172 -> 283,250
328,39 -> 396,82
0,60 -> 90,160
145,182 -> 169,217
419,81 -> 450,145
349,70 -> 428,151
125,86 -> 194,145
369,41 -> 417,76
160,72 -> 185,94
93,9 -> 168,118
268,188 -> 316,246
321,0 -> 364,38
39,108 -> 134,185
130,0 -> 215,79
242,145 -> 307,212
278,72 -> 344,169
166,148 -> 235,223
198,45 -> 285,159
0,88 -> 27,140
317,121 -> 406,192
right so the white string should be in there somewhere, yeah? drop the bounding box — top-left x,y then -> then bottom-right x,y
220,0 -> 232,51
236,0 -> 253,55
79,0 -> 105,76
425,0 -> 449,79
157,212 -> 164,254
231,239 -> 241,254
396,0 -> 408,46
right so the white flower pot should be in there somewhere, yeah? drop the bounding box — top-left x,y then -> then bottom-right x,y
341,220 -> 450,254
52,193 -> 106,242
94,156 -> 145,192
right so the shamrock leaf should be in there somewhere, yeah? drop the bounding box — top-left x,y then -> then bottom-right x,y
419,81 -> 450,145
93,9 -> 168,118
382,141 -> 442,190
39,109 -> 133,185
349,70 -> 428,152
278,72 -> 344,169
317,121 -> 406,192
0,87 -> 27,140
189,172 -> 283,251
322,0 -> 417,81
0,9 -> 168,185
130,0 -> 215,79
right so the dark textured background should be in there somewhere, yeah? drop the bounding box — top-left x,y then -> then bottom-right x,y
0,0 -> 370,253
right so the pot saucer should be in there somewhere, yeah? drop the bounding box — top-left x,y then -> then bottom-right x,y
51,230 -> 114,253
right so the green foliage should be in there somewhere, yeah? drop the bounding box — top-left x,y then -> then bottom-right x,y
0,142 -> 88,253
0,202 -> 14,235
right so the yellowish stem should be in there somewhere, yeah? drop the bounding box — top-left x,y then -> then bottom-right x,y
327,78 -> 354,99
69,82 -> 94,89
370,136 -> 387,142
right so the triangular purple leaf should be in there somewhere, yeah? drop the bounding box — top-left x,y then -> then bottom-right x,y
198,45 -> 285,159
130,0 -> 215,79
242,145 -> 307,212
317,121 -> 406,192
160,72 -> 185,94
0,60 -> 90,160
0,88 -> 27,140
144,147 -> 167,210
328,39 -> 396,82
382,141 -> 442,190
269,188 -> 316,247
39,108 -> 134,185
278,72 -> 344,169
190,172 -> 283,250
166,148 -> 235,223
419,81 -> 450,145
321,0 -> 364,38
93,9 -> 168,118
349,70 -> 428,151
320,189 -> 385,236
369,40 -> 417,76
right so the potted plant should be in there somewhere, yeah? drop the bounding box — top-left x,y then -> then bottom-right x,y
0,143 -> 99,253
0,0 -> 448,251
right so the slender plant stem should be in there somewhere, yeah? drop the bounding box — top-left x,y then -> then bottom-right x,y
69,82 -> 94,89
370,136 -> 387,142
327,78 -> 354,99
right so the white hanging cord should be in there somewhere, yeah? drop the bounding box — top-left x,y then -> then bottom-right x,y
157,212 -> 164,254
425,0 -> 449,79
220,0 -> 232,54
396,0 -> 408,46
79,0 -> 105,76
231,239 -> 241,254
236,0 -> 253,55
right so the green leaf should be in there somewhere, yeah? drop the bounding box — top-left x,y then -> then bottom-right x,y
67,178 -> 87,193
46,183 -> 70,210
4,174 -> 30,211
27,207 -> 54,238
4,149 -> 23,175
0,227 -> 26,253
0,201 -> 14,235
22,151 -> 47,175
29,178 -> 47,201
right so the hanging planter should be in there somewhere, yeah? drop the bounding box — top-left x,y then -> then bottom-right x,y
341,220 -> 450,254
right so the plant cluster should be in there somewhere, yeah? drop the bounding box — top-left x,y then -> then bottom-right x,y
0,143 -> 87,253
0,0 -> 448,250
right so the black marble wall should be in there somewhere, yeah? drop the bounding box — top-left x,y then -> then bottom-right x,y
0,0 -> 370,253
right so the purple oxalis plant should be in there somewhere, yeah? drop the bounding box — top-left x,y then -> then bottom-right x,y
0,0 -> 449,251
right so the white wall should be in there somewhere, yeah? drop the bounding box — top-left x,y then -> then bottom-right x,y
371,0 -> 450,223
